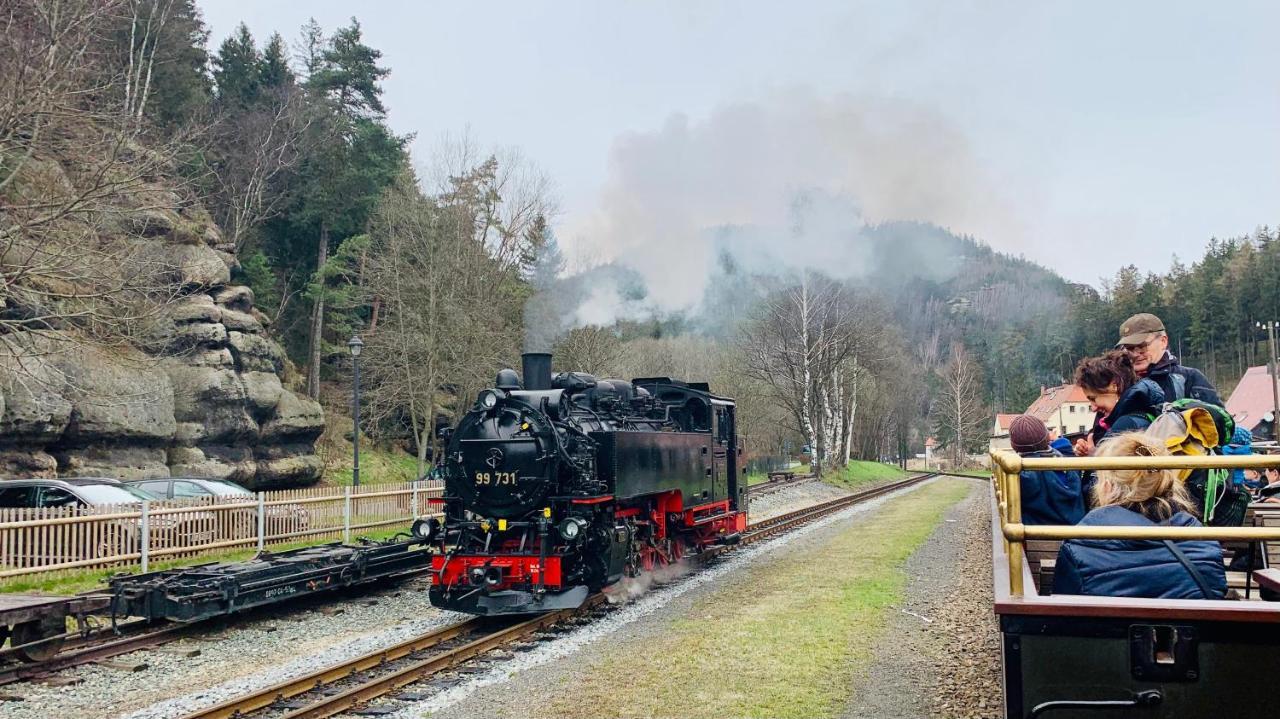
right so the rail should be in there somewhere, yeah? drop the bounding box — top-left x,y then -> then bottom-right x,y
989,449 -> 1280,597
0,481 -> 443,579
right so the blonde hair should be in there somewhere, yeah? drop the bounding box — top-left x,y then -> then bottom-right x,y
1091,432 -> 1196,521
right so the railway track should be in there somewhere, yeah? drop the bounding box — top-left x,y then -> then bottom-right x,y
745,472 -> 818,497
181,472 -> 935,719
0,570 -> 434,687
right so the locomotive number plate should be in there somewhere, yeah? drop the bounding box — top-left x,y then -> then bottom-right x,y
475,471 -> 518,486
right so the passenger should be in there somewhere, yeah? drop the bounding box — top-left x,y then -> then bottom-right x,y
1053,433 -> 1227,600
1071,351 -> 1166,456
1258,467 -> 1280,503
1242,468 -> 1266,492
1116,313 -> 1222,406
1221,426 -> 1253,486
1009,415 -> 1085,525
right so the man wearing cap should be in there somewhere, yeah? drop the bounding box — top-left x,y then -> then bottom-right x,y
1116,313 -> 1221,406
1010,414 -> 1086,525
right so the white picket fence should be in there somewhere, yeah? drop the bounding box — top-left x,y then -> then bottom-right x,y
0,481 -> 442,579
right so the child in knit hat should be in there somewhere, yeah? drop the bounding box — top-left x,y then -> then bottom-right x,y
1010,414 -> 1086,526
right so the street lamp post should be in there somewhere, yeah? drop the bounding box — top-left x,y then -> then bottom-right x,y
347,335 -> 364,487
1257,321 -> 1280,441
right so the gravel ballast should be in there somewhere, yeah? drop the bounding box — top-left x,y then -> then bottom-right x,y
0,580 -> 462,719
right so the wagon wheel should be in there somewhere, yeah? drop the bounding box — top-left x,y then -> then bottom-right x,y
12,615 -> 66,662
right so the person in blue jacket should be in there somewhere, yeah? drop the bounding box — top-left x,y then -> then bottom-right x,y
1053,432 -> 1227,600
1009,414 -> 1084,525
1221,425 -> 1253,486
1070,350 -> 1166,456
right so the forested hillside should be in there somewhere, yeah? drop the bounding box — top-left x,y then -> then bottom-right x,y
3,0 -> 1273,481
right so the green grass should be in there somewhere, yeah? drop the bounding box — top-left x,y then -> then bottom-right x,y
0,525 -> 413,596
824,460 -> 909,490
328,449 -> 421,486
538,479 -> 973,719
945,468 -> 992,478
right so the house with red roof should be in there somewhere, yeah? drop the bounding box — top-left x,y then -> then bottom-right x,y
990,384 -> 1094,453
990,413 -> 1019,452
1225,365 -> 1278,441
1024,383 -> 1093,438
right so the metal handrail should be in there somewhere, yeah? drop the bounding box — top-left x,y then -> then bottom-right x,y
989,449 -> 1280,597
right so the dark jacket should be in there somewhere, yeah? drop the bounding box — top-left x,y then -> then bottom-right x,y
1018,449 -> 1085,525
1144,351 -> 1221,406
1053,505 -> 1227,600
1090,379 -> 1166,443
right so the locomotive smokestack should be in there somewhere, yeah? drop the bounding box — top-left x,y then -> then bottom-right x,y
522,352 -> 553,391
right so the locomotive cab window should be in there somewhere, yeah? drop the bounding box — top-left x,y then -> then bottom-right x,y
685,398 -> 710,432
715,406 -> 732,444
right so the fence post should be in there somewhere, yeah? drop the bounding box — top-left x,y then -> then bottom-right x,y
257,492 -> 266,553
140,500 -> 150,573
411,481 -> 419,519
343,486 -> 352,544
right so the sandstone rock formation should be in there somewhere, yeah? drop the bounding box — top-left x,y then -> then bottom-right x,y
0,180 -> 324,489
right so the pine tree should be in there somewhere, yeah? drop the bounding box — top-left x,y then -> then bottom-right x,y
212,23 -> 261,107
259,33 -> 295,90
307,18 -> 389,119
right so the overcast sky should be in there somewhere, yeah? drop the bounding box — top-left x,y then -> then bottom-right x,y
200,1 -> 1279,289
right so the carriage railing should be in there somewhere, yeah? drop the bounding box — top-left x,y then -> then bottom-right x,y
989,449 -> 1280,597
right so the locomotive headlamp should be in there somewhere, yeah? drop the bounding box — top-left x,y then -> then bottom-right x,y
479,390 -> 501,409
411,517 -> 441,541
557,516 -> 588,540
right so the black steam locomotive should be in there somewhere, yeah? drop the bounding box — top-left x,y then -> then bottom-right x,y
418,353 -> 746,615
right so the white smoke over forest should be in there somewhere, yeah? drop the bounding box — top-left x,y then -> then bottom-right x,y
554,88 -> 1024,318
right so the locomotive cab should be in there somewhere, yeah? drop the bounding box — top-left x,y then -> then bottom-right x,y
424,353 -> 748,615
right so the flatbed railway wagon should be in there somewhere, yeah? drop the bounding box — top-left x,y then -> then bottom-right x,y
990,450 -> 1280,718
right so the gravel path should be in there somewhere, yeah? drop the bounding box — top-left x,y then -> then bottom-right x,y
841,480 -> 1000,719
391,477 -> 942,719
0,579 -> 462,719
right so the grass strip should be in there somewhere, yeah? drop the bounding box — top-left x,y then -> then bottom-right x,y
540,478 -> 971,719
823,460 -> 908,490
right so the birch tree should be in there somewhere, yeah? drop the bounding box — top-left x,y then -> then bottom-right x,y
933,342 -> 988,466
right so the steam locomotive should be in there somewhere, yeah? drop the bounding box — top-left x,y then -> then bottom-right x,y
415,352 -> 746,615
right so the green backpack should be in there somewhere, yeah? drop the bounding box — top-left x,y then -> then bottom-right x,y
1146,399 -> 1246,526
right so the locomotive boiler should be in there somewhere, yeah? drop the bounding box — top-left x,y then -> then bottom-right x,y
416,352 -> 746,615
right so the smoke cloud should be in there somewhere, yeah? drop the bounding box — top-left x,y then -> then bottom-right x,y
560,88 -> 1021,313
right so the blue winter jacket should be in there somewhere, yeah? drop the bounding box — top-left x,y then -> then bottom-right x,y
1222,426 -> 1253,486
1052,505 -> 1226,600
1018,449 -> 1085,526
1097,379 -> 1166,440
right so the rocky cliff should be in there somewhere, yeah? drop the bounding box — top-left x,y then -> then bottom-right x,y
0,156 -> 324,488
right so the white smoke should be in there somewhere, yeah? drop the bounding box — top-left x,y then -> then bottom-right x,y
560,87 -> 1021,312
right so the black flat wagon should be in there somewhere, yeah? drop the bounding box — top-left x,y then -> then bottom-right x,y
109,538 -> 431,623
0,593 -> 110,662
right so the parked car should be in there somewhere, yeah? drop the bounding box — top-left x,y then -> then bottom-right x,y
0,478 -> 215,560
122,477 -> 311,538
0,477 -> 151,509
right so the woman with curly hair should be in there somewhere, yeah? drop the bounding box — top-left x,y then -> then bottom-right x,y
1071,350 -> 1166,456
1052,433 -> 1226,599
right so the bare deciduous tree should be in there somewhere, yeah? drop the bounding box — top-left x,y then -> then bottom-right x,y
203,87 -> 311,252
933,342 -> 988,466
552,326 -> 622,377
740,273 -> 887,475
1,0 -> 195,372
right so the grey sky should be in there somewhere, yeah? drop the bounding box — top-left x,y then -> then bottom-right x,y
200,1 -> 1278,290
